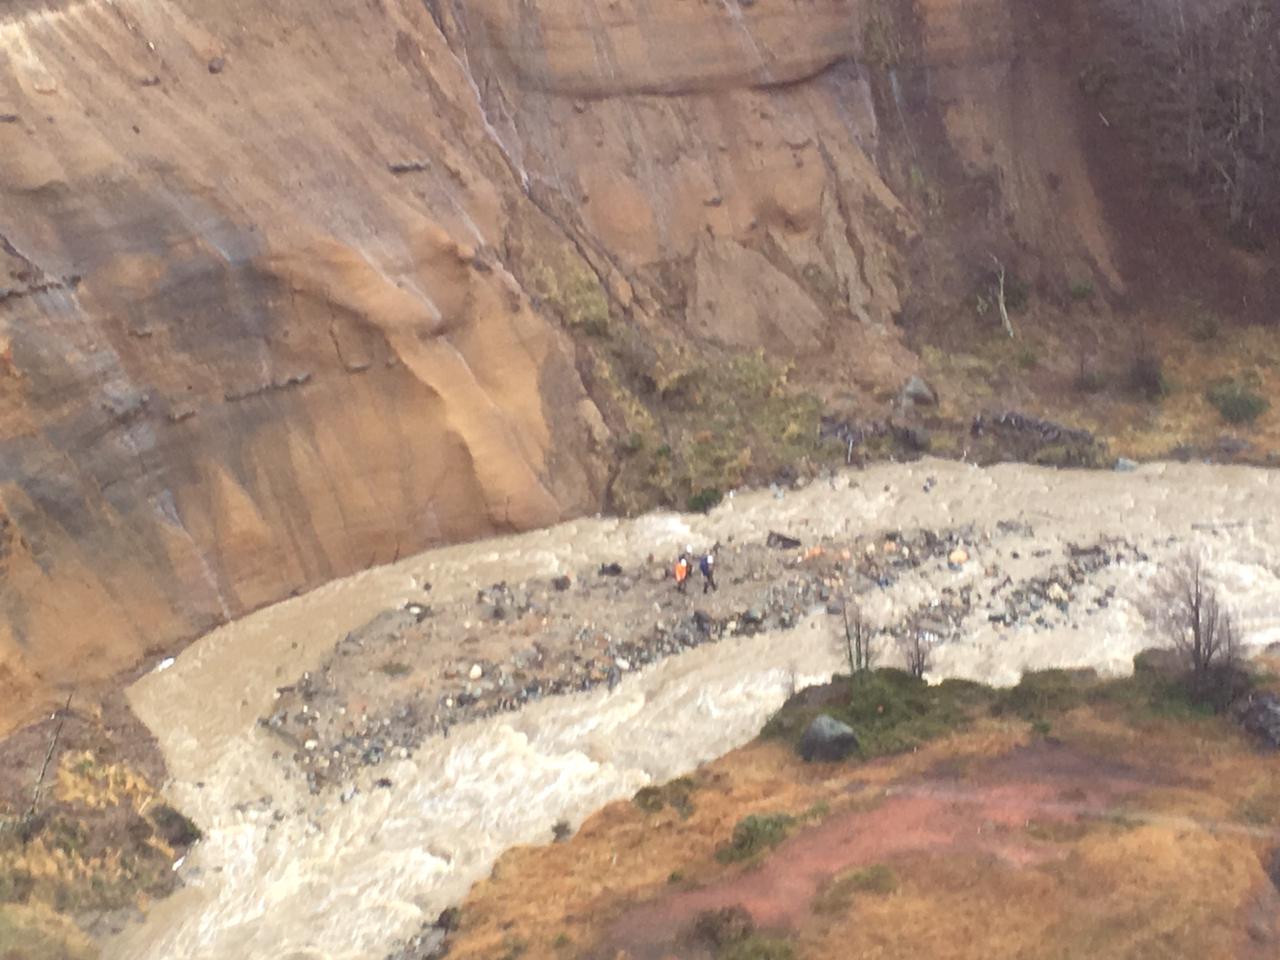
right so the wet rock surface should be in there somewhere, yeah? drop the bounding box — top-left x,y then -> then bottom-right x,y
264,523 -> 1142,790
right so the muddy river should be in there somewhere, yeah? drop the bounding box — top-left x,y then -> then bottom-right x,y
109,459 -> 1280,960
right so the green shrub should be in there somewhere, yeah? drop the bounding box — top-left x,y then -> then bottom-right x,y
1205,380 -> 1268,424
715,813 -> 796,863
688,488 -> 723,514
1128,341 -> 1168,399
379,660 -> 412,677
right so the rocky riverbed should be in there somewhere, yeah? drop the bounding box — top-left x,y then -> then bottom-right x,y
263,522 -> 1148,794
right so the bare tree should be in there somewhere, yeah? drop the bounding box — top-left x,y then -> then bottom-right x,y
1144,551 -> 1239,686
840,600 -> 876,678
898,628 -> 937,680
990,254 -> 1014,338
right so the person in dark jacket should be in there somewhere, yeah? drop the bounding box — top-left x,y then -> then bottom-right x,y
700,551 -> 718,593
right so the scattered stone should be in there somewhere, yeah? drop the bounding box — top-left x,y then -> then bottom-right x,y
1114,457 -> 1138,472
140,75 -> 161,87
948,547 -> 969,567
207,56 -> 225,74
1240,693 -> 1280,749
552,575 -> 572,591
797,714 -> 860,762
468,664 -> 483,681
389,160 -> 431,175
0,114 -> 18,123
1047,582 -> 1069,604
766,531 -> 802,549
599,562 -> 624,576
374,777 -> 394,789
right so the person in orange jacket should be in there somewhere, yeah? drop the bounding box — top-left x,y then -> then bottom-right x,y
673,547 -> 692,593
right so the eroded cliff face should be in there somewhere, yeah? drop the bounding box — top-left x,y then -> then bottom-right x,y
0,0 -> 1208,730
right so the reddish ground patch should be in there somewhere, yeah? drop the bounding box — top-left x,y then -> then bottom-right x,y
599,742 -> 1158,959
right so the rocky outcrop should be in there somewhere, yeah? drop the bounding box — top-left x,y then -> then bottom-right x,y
0,0 -> 613,730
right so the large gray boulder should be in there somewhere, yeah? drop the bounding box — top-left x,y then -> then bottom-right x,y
798,713 -> 860,762
899,375 -> 938,408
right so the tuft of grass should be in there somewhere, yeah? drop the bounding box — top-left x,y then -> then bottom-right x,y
633,777 -> 697,818
715,813 -> 796,863
1069,280 -> 1095,302
813,864 -> 897,914
379,660 -> 412,677
1205,379 -> 1268,425
1191,312 -> 1220,343
993,669 -> 1096,722
721,935 -> 795,960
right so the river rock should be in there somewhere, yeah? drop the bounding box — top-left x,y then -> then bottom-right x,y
798,714 -> 860,762
948,547 -> 968,567
468,663 -> 483,680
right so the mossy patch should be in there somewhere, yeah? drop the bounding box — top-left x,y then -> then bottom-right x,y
715,813 -> 797,863
529,250 -> 610,336
762,670 -> 996,759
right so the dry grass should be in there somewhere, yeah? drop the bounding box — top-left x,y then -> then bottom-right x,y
445,694 -> 1280,960
0,751 -> 181,927
0,901 -> 97,960
447,721 -> 1027,959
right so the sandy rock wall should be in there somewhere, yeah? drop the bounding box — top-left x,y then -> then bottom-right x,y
0,0 -> 1130,729
0,0 -> 609,730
